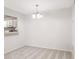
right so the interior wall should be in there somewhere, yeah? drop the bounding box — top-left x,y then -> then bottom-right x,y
24,7 -> 73,51
4,7 -> 26,54
4,7 -> 73,53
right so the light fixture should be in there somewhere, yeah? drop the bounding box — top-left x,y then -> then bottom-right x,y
32,4 -> 43,19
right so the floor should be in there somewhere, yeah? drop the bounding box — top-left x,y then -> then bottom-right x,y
5,46 -> 72,59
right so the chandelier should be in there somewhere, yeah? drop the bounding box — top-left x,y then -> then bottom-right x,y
32,4 -> 43,19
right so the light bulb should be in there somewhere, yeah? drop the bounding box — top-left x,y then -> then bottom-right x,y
37,13 -> 43,19
40,14 -> 43,18
32,14 -> 36,19
37,13 -> 40,19
32,13 -> 43,19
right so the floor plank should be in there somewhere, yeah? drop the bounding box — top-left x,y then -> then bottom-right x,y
5,46 -> 72,59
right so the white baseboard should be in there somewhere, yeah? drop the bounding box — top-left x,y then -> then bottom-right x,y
50,48 -> 72,52
26,45 -> 72,52
5,45 -> 72,55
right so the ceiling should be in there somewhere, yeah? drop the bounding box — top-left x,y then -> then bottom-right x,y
5,0 -> 74,14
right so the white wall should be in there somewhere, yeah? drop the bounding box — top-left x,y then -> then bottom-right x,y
4,7 -> 26,54
24,7 -> 73,51
4,7 -> 73,54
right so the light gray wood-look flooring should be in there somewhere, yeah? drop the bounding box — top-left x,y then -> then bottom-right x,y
5,46 -> 72,59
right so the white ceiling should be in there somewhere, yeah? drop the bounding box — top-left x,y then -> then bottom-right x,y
5,0 -> 74,14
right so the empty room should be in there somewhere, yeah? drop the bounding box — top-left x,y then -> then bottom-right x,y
4,0 -> 75,59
